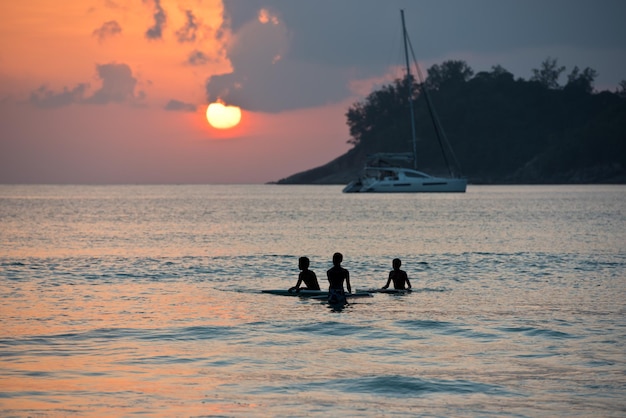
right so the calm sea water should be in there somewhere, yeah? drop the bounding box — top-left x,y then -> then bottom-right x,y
1,184 -> 625,417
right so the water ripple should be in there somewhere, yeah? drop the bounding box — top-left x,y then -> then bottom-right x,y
253,375 -> 513,397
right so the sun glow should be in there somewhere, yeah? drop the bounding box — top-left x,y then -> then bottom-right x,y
206,100 -> 242,129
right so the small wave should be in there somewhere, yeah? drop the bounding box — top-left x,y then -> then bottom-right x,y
252,375 -> 511,398
3,261 -> 25,267
416,286 -> 448,293
342,375 -> 510,397
120,355 -> 204,365
498,326 -> 577,339
394,319 -> 452,329
12,325 -> 240,347
291,321 -> 367,337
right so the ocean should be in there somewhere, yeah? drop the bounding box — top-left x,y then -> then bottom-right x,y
1,184 -> 625,417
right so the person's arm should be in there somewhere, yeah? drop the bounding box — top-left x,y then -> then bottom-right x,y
310,271 -> 320,290
345,270 -> 351,293
382,272 -> 392,289
406,276 -> 412,289
290,274 -> 303,292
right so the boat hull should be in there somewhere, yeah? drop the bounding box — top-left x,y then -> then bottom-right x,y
343,176 -> 467,193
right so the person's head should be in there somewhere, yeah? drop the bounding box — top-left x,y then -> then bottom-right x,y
392,258 -> 402,270
298,256 -> 310,270
332,252 -> 343,266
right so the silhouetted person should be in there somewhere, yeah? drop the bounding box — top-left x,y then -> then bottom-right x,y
289,256 -> 320,292
382,258 -> 412,290
327,252 -> 351,304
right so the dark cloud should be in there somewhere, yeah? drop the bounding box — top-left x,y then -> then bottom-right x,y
86,63 -> 142,104
175,10 -> 198,43
211,0 -> 626,113
164,99 -> 196,112
206,62 -> 347,113
206,5 -> 349,112
187,50 -> 211,66
29,84 -> 89,108
222,0 -> 392,70
29,63 -> 143,108
92,21 -> 122,43
224,0 -> 626,69
145,0 -> 167,40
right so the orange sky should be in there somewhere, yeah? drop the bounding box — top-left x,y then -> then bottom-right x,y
0,1 -> 230,101
0,0 -> 353,183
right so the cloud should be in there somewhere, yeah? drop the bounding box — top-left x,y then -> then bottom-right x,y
208,0 -> 626,113
164,99 -> 196,112
206,6 -> 350,112
29,84 -> 89,108
92,21 -> 122,43
176,10 -> 199,43
29,63 -> 144,108
187,50 -> 212,66
145,0 -> 167,40
86,63 -> 143,104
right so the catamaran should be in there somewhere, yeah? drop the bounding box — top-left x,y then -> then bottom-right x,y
343,10 -> 467,193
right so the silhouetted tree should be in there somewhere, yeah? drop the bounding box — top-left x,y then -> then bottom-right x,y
565,66 -> 598,94
345,77 -> 416,150
424,60 -> 474,90
618,80 -> 626,98
490,65 -> 513,78
531,57 -> 565,89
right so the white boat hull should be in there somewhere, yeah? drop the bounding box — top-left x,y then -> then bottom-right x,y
343,167 -> 467,193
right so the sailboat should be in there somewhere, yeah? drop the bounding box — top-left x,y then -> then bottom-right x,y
343,10 -> 467,193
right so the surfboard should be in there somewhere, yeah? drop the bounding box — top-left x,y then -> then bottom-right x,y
261,289 -> 329,297
309,292 -> 373,300
366,288 -> 413,294
262,289 -> 372,298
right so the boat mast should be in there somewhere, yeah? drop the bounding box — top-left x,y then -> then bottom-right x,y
401,9 -> 418,170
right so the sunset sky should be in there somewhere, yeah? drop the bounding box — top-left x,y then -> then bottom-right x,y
1,0 -> 625,184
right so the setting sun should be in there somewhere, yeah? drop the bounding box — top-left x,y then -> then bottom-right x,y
206,101 -> 242,129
